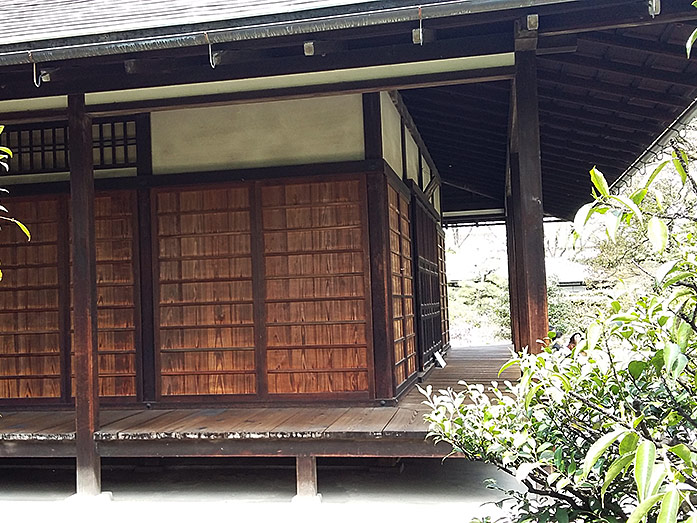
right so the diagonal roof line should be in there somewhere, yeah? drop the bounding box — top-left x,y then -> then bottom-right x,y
0,0 -> 579,66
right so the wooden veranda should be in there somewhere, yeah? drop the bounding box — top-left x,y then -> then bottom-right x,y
3,0 -> 697,498
0,345 -> 515,495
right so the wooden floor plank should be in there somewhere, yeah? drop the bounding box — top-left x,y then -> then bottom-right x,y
180,408 -> 301,436
382,408 -> 429,436
325,407 -> 398,436
0,412 -> 68,435
270,408 -> 350,435
98,410 -> 174,438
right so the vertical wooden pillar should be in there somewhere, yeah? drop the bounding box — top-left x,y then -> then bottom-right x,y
363,93 -> 396,400
295,455 -> 319,498
506,18 -> 548,353
135,114 -> 156,403
68,93 -> 101,495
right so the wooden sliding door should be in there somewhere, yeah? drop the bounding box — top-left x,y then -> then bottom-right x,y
260,177 -> 372,396
154,185 -> 256,397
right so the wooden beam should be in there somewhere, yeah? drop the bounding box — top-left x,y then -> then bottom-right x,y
295,455 -> 319,498
367,170 -> 396,401
68,93 -> 101,495
507,25 -> 548,354
537,71 -> 687,107
539,54 -> 697,88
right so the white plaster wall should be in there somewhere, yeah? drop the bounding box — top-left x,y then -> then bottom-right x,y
151,94 -> 364,174
380,92 -> 402,177
405,132 -> 419,183
422,156 -> 431,189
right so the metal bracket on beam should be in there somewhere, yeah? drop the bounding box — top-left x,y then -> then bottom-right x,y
648,0 -> 661,17
303,40 -> 346,57
515,15 -> 539,51
412,28 -> 436,45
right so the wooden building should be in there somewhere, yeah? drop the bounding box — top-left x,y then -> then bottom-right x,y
0,0 -> 696,497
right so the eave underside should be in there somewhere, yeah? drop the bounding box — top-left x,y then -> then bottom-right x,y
0,0 -> 696,222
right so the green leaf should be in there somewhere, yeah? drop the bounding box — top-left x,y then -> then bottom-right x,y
655,260 -> 679,285
605,210 -> 622,243
610,194 -> 643,223
582,428 -> 626,479
591,166 -> 611,197
627,493 -> 665,523
668,444 -> 692,465
498,359 -> 519,377
663,271 -> 695,288
663,342 -> 681,375
688,27 -> 697,57
672,151 -> 688,185
630,188 -> 648,206
602,452 -> 635,501
647,216 -> 668,253
515,461 -> 540,482
574,202 -> 596,236
620,432 -> 639,455
628,361 -> 646,381
645,161 -> 669,189
587,322 -> 602,351
555,508 -> 569,523
635,440 -> 656,501
657,489 -> 680,523
677,321 -> 692,350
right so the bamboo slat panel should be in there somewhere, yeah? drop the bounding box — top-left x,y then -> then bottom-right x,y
262,179 -> 370,394
155,186 -> 256,396
0,197 -> 61,398
388,186 -> 416,388
71,192 -> 138,398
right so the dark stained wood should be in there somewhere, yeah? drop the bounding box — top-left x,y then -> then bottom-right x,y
507,41 -> 548,353
437,228 -> 450,352
410,183 -> 443,372
295,455 -> 318,498
367,171 -> 395,401
58,196 -> 71,403
68,92 -> 101,495
137,189 -> 155,402
362,93 -> 382,161
251,183 -> 268,400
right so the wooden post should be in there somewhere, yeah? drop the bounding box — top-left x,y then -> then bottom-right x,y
506,18 -> 548,353
363,93 -> 396,401
68,93 -> 101,495
295,455 -> 319,498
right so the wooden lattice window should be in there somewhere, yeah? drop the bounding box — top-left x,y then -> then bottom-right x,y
388,185 -> 416,389
0,117 -> 137,175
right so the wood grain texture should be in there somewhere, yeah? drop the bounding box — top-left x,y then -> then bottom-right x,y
0,196 -> 61,398
262,178 -> 370,394
387,186 -> 416,388
70,191 -> 138,398
154,185 -> 256,396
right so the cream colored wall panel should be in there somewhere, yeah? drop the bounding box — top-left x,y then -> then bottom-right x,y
151,95 -> 364,174
422,156 -> 431,189
380,92 -> 402,176
433,186 -> 441,214
405,132 -> 419,183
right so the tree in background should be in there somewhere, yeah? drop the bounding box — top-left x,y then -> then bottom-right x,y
423,158 -> 697,522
